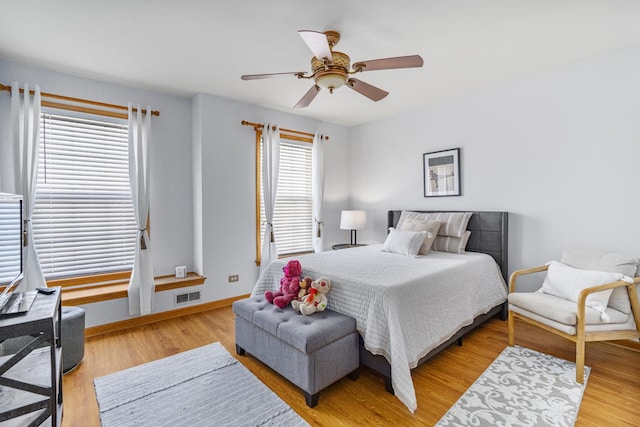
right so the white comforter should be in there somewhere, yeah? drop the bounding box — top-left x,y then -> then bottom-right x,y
251,245 -> 507,413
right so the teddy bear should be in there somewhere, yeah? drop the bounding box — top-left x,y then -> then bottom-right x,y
291,276 -> 314,312
298,277 -> 331,316
265,259 -> 301,309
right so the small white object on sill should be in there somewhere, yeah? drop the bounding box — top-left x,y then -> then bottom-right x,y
175,266 -> 187,279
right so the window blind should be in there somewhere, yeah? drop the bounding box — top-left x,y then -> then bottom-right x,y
259,138 -> 313,256
0,197 -> 22,285
32,112 -> 137,279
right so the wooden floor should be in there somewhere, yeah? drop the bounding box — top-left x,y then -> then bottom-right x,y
61,305 -> 640,427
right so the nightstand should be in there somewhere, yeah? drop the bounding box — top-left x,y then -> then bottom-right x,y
332,244 -> 367,250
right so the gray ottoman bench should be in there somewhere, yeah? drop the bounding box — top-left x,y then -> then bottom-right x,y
232,296 -> 359,407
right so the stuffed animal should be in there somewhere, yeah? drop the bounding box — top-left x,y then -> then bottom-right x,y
291,276 -> 314,312
265,260 -> 302,309
299,277 -> 331,316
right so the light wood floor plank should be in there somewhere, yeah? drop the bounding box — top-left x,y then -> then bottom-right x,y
61,306 -> 640,427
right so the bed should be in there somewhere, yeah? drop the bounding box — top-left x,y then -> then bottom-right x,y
251,210 -> 509,413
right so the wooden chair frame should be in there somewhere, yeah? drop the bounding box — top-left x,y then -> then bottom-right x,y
508,265 -> 640,383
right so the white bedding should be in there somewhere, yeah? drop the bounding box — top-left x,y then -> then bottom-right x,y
251,245 -> 507,413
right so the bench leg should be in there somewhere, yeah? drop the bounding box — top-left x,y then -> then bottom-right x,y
235,344 -> 246,356
347,369 -> 359,381
304,391 -> 319,408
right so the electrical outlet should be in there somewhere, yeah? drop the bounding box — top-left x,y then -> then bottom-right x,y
228,274 -> 239,283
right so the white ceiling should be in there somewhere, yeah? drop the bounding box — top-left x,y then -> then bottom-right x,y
2,1 -> 640,127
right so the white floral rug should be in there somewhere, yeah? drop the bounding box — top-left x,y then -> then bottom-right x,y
436,346 -> 590,427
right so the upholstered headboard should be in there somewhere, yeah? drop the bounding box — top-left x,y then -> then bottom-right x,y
388,210 -> 509,282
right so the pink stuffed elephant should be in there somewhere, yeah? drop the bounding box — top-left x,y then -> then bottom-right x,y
265,260 -> 302,308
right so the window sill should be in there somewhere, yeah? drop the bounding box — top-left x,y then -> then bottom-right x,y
61,272 -> 206,306
255,251 -> 314,267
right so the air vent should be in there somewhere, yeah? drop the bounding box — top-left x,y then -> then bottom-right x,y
174,291 -> 201,305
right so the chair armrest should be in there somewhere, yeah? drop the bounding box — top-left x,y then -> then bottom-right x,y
577,276 -> 640,301
509,265 -> 549,293
576,277 -> 640,333
577,276 -> 640,308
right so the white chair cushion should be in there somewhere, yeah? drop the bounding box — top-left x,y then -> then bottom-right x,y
508,301 -> 634,336
561,249 -> 639,314
509,292 -> 629,327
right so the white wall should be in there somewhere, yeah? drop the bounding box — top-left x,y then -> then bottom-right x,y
349,47 -> 640,290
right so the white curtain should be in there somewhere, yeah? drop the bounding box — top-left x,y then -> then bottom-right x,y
2,82 -> 46,291
127,104 -> 154,316
260,123 -> 280,272
312,132 -> 325,252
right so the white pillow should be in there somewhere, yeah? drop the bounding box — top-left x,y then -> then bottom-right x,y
381,229 -> 428,257
561,249 -> 639,314
538,260 -> 629,321
396,218 -> 441,255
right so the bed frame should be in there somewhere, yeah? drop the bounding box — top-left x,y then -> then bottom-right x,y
359,210 -> 509,394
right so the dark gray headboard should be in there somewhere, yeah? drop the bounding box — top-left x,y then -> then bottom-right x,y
388,210 -> 509,282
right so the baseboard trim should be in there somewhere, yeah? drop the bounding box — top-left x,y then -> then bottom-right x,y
85,294 -> 250,338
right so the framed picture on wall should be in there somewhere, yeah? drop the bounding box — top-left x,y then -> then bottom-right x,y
423,148 -> 461,197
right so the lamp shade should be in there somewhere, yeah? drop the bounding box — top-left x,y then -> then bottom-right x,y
340,210 -> 367,230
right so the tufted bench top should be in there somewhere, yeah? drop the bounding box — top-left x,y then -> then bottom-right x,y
233,297 -> 357,354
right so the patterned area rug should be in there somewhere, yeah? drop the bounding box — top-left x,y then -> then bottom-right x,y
94,342 -> 309,427
436,346 -> 590,427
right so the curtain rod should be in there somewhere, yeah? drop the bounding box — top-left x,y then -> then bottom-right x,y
241,120 -> 329,140
0,83 -> 160,119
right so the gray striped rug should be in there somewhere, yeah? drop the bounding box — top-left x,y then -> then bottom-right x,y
94,342 -> 309,427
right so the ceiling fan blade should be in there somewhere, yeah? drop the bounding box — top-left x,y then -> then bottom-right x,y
346,78 -> 389,102
352,55 -> 424,72
241,71 -> 305,80
294,85 -> 321,109
298,30 -> 332,62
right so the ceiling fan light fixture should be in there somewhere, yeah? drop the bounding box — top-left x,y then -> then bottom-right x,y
315,71 -> 348,93
311,51 -> 351,93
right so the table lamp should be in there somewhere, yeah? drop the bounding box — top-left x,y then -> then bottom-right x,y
340,210 -> 366,245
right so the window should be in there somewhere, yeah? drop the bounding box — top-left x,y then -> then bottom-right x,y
32,112 -> 137,280
0,196 -> 22,285
257,134 -> 313,264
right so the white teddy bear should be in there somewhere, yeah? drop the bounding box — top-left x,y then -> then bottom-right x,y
298,277 -> 331,316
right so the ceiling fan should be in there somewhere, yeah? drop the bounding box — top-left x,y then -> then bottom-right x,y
241,30 -> 424,108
